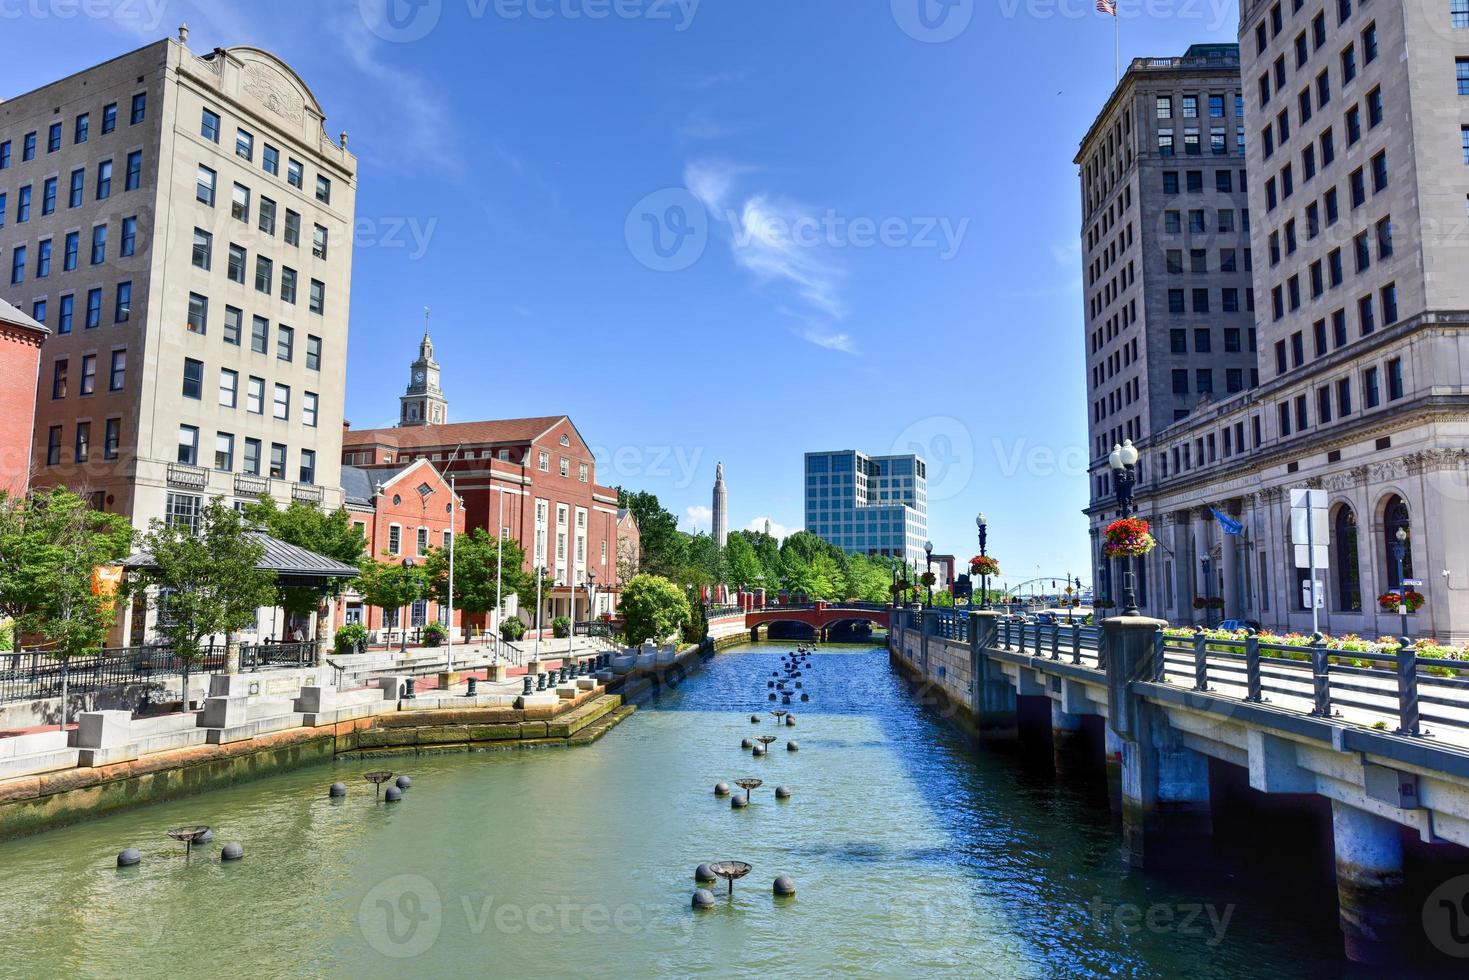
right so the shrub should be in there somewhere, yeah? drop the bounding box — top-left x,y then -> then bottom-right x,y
422,620 -> 447,647
551,616 -> 571,639
500,617 -> 526,641
334,622 -> 368,654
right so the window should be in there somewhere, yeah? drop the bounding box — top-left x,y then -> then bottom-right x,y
186,293 -> 208,334
259,196 -> 276,235
1325,187 -> 1339,224
538,451 -> 549,471
117,215 -> 138,257
251,317 -> 269,354
1350,167 -> 1366,207
76,423 -> 91,465
1337,376 -> 1353,415
228,244 -> 246,283
0,140 -> 8,169
303,391 -> 318,427
231,183 -> 250,223
46,426 -> 61,466
263,144 -> 279,176
1318,386 -> 1333,423
1278,402 -> 1292,436
95,159 -> 112,199
1359,294 -> 1376,335
220,368 -> 238,407
284,210 -> 301,247
1364,366 -> 1381,407
80,354 -> 96,395
67,168 -> 83,209
273,383 -> 290,420
22,132 -> 35,162
277,324 -> 294,361
1354,231 -> 1371,272
36,238 -> 51,278
1172,369 -> 1189,394
114,282 -> 131,323
1371,151 -> 1387,192
1170,329 -> 1187,354
102,103 -> 117,134
1194,328 -> 1211,352
270,443 -> 287,480
1227,368 -> 1244,392
57,294 -> 74,334
1220,248 -> 1237,272
312,224 -> 329,260
287,159 -> 304,189
1342,45 -> 1357,83
41,177 -> 56,215
215,432 -> 234,471
235,128 -> 253,161
1295,394 -> 1309,432
299,449 -> 316,485
1169,289 -> 1185,313
1366,87 -> 1383,128
1381,282 -> 1398,324
1159,128 -> 1175,155
88,224 -> 106,265
1167,249 -> 1183,274
192,228 -> 212,269
1215,170 -> 1232,193
1157,95 -> 1172,118
1317,71 -> 1331,107
201,109 -> 221,143
1361,22 -> 1377,62
1164,210 -> 1181,233
130,92 -> 146,124
315,175 -> 332,204
104,418 -> 120,459
1321,128 -> 1335,166
243,438 -> 262,476
247,376 -> 264,414
47,122 -> 61,153
32,299 -> 46,324
255,256 -> 273,294
306,335 -> 322,371
125,150 -> 141,191
1186,170 -> 1203,193
281,267 -> 297,305
309,280 -> 324,315
10,246 -> 24,285
177,424 -> 199,465
1291,331 -> 1305,367
109,349 -> 126,390
224,306 -> 242,346
1463,125 -> 1469,164
182,358 -> 203,399
197,165 -> 216,206
86,289 -> 102,329
1456,0 -> 1469,28
388,525 -> 402,555
1196,369 -> 1214,393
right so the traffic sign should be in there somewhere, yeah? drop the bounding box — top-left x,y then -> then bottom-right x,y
1402,578 -> 1423,587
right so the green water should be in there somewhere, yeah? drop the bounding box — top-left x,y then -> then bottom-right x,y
0,644 -> 1345,977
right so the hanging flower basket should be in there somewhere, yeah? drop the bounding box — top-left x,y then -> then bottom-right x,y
1378,590 -> 1425,613
920,572 -> 936,587
969,555 -> 1001,578
1103,517 -> 1156,558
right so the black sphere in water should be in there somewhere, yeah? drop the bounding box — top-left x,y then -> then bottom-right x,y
116,847 -> 141,867
768,692 -> 776,701
329,782 -> 347,798
714,782 -> 730,796
196,828 -> 214,844
767,681 -> 774,688
385,787 -> 403,802
741,738 -> 753,749
786,715 -> 797,726
753,744 -> 766,756
731,793 -> 748,808
787,741 -> 799,752
221,842 -> 244,861
395,775 -> 412,790
773,875 -> 797,896
800,693 -> 809,702
695,863 -> 717,883
692,888 -> 717,909
775,785 -> 791,799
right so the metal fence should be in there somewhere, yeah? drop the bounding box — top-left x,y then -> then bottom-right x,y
239,642 -> 318,671
0,644 -> 225,706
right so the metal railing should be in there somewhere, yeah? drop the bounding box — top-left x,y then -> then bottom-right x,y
703,604 -> 744,620
239,641 -> 318,671
0,644 -> 224,706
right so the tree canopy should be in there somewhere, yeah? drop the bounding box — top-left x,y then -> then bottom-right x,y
619,574 -> 691,645
243,498 -> 366,616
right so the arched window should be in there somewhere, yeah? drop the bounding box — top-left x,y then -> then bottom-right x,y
1382,495 -> 1413,590
1333,505 -> 1361,610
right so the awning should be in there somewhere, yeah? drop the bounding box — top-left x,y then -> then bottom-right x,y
123,531 -> 360,589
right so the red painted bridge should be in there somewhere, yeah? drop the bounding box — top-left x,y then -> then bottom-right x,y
707,602 -> 894,641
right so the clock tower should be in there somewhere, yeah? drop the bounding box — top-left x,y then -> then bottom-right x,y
400,309 -> 448,427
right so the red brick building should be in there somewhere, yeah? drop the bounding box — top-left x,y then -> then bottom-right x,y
337,458 -> 465,634
0,298 -> 47,497
341,415 -> 630,625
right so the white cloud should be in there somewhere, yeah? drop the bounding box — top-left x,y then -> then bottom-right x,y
685,505 -> 713,533
801,329 -> 857,354
744,517 -> 795,541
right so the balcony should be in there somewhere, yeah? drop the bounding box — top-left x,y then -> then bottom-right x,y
234,473 -> 270,497
166,463 -> 209,489
292,482 -> 323,503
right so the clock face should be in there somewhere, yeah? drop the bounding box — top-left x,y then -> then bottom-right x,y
414,370 -> 425,383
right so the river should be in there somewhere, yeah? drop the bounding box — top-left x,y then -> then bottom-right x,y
0,642 -> 1349,977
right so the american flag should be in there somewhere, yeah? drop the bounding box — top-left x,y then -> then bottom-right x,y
1096,0 -> 1117,13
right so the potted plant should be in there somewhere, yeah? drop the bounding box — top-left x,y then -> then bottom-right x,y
334,622 -> 368,655
421,620 -> 447,647
920,572 -> 936,588
551,615 -> 571,638
500,617 -> 526,641
1102,517 -> 1157,558
1377,590 -> 1425,614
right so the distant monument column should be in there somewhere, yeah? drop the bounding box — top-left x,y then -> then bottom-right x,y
712,462 -> 728,549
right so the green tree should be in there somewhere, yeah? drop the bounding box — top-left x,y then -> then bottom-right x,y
421,528 -> 533,623
243,498 -> 366,619
723,532 -> 763,589
137,499 -> 277,702
619,574 -> 691,645
616,489 -> 685,578
356,557 -> 428,629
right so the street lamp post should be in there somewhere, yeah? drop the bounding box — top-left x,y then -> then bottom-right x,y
399,557 -> 417,654
976,513 -> 989,610
586,569 -> 597,646
534,563 -> 545,663
924,540 -> 934,608
1107,439 -> 1141,616
1393,526 -> 1410,638
443,444 -> 462,673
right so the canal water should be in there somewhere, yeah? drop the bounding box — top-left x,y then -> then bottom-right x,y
0,643 -> 1350,978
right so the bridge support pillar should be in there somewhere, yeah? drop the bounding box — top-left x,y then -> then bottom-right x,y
1330,800 -> 1406,965
750,626 -> 760,643
1104,725 -> 1123,815
1050,702 -> 1088,777
1105,614 -> 1212,869
969,612 -> 1017,739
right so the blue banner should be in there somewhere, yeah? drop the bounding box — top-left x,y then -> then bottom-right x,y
1211,507 -> 1243,536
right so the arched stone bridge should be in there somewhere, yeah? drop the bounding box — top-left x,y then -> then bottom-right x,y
732,602 -> 893,642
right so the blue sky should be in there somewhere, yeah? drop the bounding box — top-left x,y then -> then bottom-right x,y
8,0 -> 1238,590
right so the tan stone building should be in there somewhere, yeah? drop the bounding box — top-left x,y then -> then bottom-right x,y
0,29 -> 356,548
1086,3 -> 1469,643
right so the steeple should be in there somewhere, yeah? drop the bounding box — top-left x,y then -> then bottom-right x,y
400,306 -> 448,427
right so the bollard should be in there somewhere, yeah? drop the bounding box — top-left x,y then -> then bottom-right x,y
1395,637 -> 1421,736
1244,629 -> 1263,702
403,678 -> 416,700
1071,623 -> 1083,665
1192,630 -> 1210,692
536,673 -> 547,692
523,675 -> 535,696
466,676 -> 478,697
1308,632 -> 1332,717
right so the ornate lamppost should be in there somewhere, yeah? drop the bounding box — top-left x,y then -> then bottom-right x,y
1393,525 -> 1410,638
923,540 -> 934,608
1107,440 -> 1141,616
399,557 -> 417,654
976,513 -> 989,610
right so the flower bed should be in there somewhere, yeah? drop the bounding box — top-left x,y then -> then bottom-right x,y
1161,626 -> 1469,676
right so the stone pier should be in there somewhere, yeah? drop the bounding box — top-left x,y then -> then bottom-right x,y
1330,800 -> 1406,965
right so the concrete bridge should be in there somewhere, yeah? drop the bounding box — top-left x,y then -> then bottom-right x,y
892,606 -> 1469,966
731,602 -> 891,642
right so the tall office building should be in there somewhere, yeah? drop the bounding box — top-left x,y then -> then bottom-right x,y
803,449 -> 927,565
1089,5 -> 1469,643
711,461 -> 727,549
1076,44 -> 1257,603
0,30 -> 356,535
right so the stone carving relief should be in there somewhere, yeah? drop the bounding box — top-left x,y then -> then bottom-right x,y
1368,457 -> 1408,483
240,59 -> 305,125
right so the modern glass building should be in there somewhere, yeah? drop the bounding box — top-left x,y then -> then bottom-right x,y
803,450 -> 928,566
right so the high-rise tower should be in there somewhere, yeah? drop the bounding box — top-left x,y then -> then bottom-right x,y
712,461 -> 728,549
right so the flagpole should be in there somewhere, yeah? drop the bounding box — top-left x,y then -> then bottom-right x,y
1114,10 -> 1119,81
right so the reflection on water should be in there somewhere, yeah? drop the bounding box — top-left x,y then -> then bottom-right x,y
0,643 -> 1346,978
